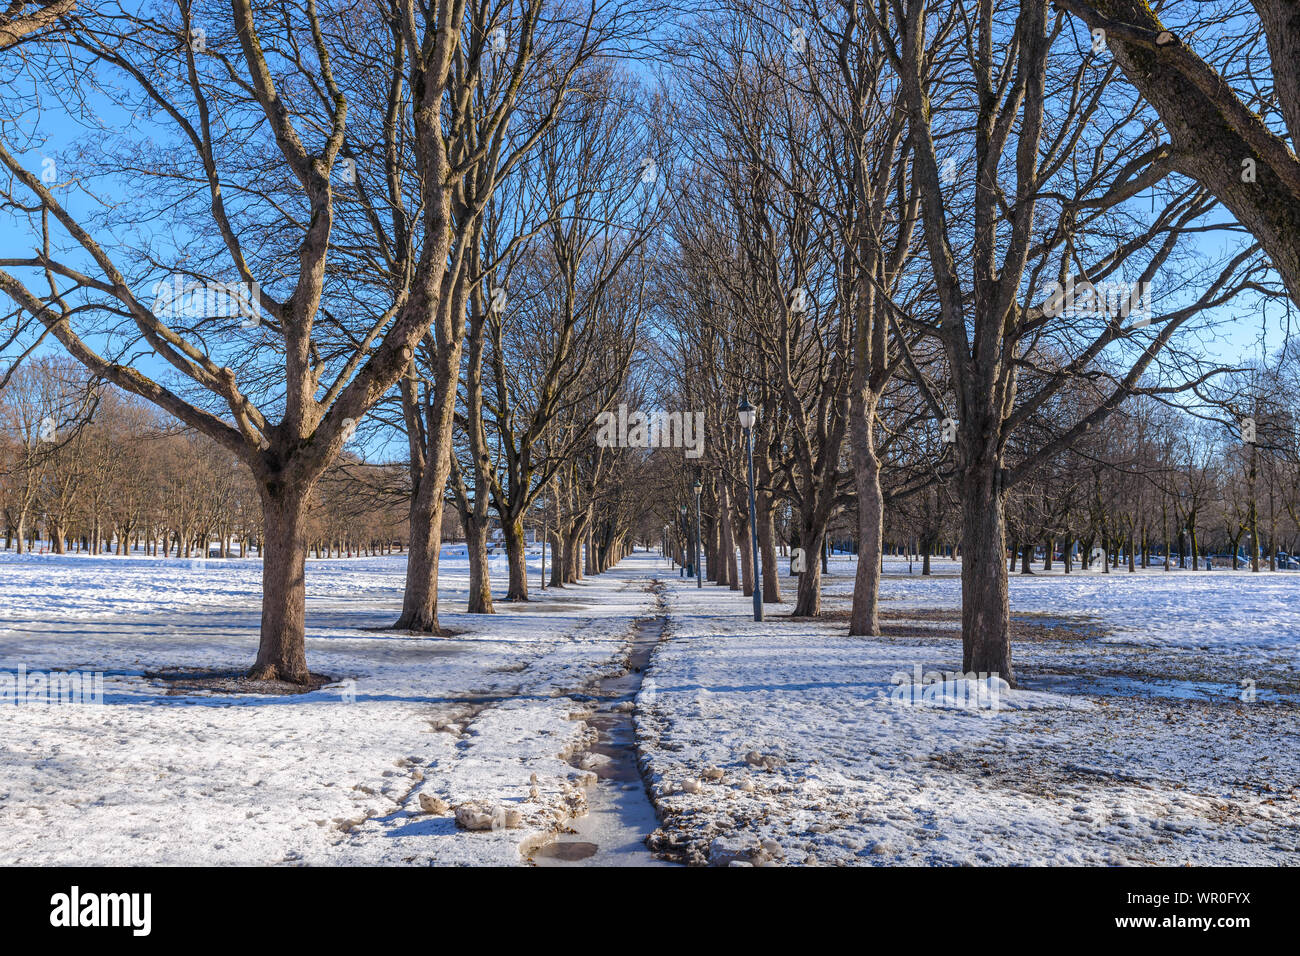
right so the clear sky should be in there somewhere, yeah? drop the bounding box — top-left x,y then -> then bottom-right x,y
2,4 -> 1294,463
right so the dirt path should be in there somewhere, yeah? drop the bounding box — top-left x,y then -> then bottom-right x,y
530,579 -> 676,866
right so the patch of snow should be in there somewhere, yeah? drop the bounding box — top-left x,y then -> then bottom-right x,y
639,556 -> 1300,866
0,548 -> 657,865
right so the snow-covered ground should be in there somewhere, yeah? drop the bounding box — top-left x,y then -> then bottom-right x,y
637,556 -> 1300,865
0,547 -> 657,865
3,548 -> 1297,865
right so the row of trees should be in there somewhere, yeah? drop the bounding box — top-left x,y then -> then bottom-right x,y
896,373 -> 1300,574
4,0 -> 1300,687
0,358 -> 413,558
0,0 -> 656,680
638,0 -> 1300,685
650,362 -> 1300,578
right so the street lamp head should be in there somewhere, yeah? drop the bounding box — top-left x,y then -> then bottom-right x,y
692,477 -> 703,496
737,395 -> 756,430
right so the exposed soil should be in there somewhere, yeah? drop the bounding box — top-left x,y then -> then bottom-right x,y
507,602 -> 594,613
360,624 -> 467,637
146,667 -> 337,695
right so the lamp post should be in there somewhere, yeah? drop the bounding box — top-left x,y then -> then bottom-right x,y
692,476 -> 704,588
663,524 -> 671,566
738,396 -> 763,621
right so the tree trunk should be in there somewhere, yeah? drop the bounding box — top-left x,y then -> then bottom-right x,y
959,467 -> 1015,684
396,460 -> 443,631
502,515 -> 529,600
549,527 -> 565,588
465,512 -> 493,614
717,484 -> 734,588
757,493 -> 782,603
794,521 -> 824,616
565,523 -> 583,584
248,480 -> 312,683
396,313 -> 464,630
564,532 -> 578,584
849,413 -> 884,634
736,506 -> 754,596
707,511 -> 720,582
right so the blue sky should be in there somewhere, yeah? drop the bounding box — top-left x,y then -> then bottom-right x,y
2,6 -> 1295,464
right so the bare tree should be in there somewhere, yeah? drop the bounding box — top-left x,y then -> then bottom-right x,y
0,1 -> 512,680
1056,0 -> 1300,307
887,0 -> 1261,680
0,0 -> 74,50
